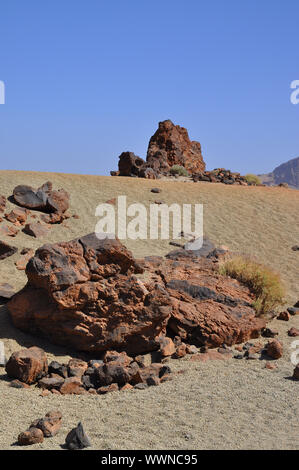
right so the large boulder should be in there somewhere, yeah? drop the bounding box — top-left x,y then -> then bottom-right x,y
13,181 -> 69,214
146,120 -> 205,175
8,234 -> 171,355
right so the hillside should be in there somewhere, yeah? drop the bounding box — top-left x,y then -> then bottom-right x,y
259,156 -> 299,189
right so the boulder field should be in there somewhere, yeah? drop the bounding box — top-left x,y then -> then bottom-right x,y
7,233 -> 266,356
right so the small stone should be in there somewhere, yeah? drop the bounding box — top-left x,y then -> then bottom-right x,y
146,376 -> 160,386
23,222 -> 50,238
120,384 -> 133,391
287,307 -> 299,316
0,240 -> 18,260
10,379 -> 30,389
18,427 -> 44,446
160,374 -> 173,383
97,383 -> 119,394
32,411 -> 62,437
40,389 -> 50,397
65,422 -> 91,450
38,376 -> 65,390
293,364 -> 299,380
265,361 -> 277,370
277,311 -> 290,321
247,353 -> 260,360
60,377 -> 85,395
134,383 -> 148,390
151,188 -> 161,193
186,344 -> 197,354
266,339 -> 283,359
262,328 -> 279,338
288,327 -> 299,337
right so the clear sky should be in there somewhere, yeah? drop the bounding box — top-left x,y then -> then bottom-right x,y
0,0 -> 299,176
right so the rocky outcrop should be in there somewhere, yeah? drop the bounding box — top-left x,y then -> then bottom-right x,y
13,181 -> 69,213
8,233 -> 266,355
111,120 -> 206,178
192,168 -> 250,185
146,120 -> 205,175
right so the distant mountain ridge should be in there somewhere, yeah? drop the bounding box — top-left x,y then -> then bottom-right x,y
259,156 -> 299,189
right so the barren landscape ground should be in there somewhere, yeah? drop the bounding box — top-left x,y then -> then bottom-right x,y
0,170 -> 298,450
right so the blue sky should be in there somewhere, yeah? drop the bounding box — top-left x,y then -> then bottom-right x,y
0,0 -> 299,175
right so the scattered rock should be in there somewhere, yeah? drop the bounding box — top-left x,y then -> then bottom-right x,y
23,222 -> 50,238
0,195 -> 6,212
287,307 -> 299,316
288,327 -> 299,337
158,337 -> 176,357
97,383 -> 119,394
38,376 -> 65,390
60,377 -> 85,395
191,350 -> 233,362
265,339 -> 283,359
0,225 -> 19,238
65,422 -> 91,450
293,364 -> 299,380
18,427 -> 44,446
5,347 -> 48,384
265,361 -> 278,370
262,328 -> 279,338
9,379 -> 30,389
277,311 -> 290,321
13,181 -> 69,214
31,410 -> 62,437
5,207 -> 28,225
151,188 -> 161,193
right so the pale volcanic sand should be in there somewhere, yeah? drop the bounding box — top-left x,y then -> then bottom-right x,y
0,171 -> 298,450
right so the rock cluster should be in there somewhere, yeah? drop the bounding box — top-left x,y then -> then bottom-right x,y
5,346 -> 173,393
13,181 -> 69,214
8,233 -> 266,355
111,120 -> 205,178
18,410 -> 62,445
192,168 -> 250,185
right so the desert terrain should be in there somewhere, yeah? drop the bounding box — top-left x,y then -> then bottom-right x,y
0,170 -> 298,450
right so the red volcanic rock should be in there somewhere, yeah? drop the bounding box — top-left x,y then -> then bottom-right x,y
5,347 -> 48,384
266,339 -> 283,359
23,222 -> 50,238
288,327 -> 299,337
146,120 -> 205,175
0,241 -> 18,260
7,234 -> 172,355
158,337 -> 176,357
191,350 -> 233,362
15,248 -> 34,270
18,427 -> 44,446
277,311 -> 290,321
0,225 -> 19,237
118,152 -> 146,177
5,207 -> 29,225
60,377 -> 85,395
31,411 -> 62,437
0,195 -> 6,212
8,235 -> 266,356
13,181 -> 69,214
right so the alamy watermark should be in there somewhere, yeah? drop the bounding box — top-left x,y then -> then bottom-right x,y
95,196 -> 203,249
0,81 -> 5,104
290,80 -> 299,105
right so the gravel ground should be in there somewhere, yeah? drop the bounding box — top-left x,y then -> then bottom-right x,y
0,314 -> 298,450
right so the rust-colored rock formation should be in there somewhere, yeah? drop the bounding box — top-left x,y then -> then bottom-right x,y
146,120 -> 205,175
7,234 -> 266,355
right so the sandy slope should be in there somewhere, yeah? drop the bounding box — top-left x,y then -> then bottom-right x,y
0,171 -> 298,450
